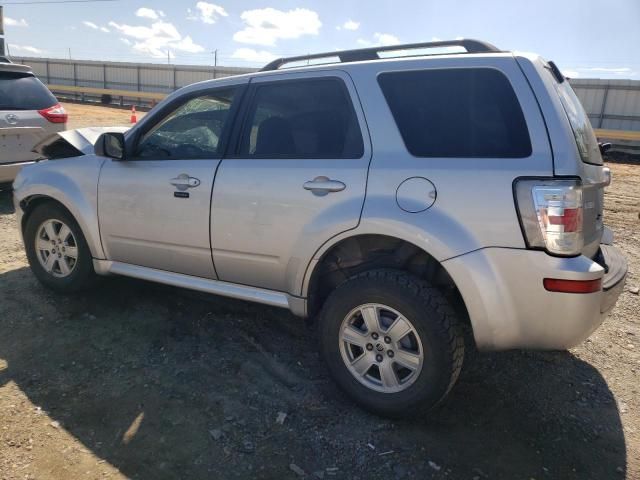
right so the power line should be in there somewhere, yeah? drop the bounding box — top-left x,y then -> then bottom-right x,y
1,0 -> 119,4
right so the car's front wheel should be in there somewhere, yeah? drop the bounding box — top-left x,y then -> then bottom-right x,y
24,202 -> 97,293
318,269 -> 464,417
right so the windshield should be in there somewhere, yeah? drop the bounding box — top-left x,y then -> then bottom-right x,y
0,72 -> 57,111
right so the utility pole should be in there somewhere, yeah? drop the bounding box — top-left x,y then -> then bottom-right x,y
167,50 -> 170,65
212,49 -> 218,79
68,47 -> 72,60
0,6 -> 6,59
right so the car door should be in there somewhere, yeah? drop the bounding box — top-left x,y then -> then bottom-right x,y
98,82 -> 245,278
211,70 -> 372,293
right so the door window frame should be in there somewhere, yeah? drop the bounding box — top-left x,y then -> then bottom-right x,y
225,70 -> 371,160
123,82 -> 248,161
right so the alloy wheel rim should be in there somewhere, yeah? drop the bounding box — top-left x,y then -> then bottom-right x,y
339,303 -> 424,393
35,219 -> 78,278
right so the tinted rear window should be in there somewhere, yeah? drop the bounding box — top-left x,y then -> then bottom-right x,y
378,68 -> 532,158
0,72 -> 57,110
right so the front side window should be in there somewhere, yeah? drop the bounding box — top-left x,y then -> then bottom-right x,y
378,68 -> 532,158
239,78 -> 364,158
136,87 -> 237,159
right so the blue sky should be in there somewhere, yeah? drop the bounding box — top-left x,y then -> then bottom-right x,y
3,0 -> 639,78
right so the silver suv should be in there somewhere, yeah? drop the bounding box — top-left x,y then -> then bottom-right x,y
12,39 -> 627,416
0,61 -> 66,187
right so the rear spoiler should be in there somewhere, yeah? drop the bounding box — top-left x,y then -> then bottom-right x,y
0,61 -> 32,74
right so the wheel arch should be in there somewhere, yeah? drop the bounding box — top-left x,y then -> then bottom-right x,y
304,233 -> 471,331
18,190 -> 104,259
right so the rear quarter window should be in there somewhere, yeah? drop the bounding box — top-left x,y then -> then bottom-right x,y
378,68 -> 532,158
0,72 -> 57,110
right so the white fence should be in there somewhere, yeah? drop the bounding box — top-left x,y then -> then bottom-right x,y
11,56 -> 255,94
570,78 -> 640,131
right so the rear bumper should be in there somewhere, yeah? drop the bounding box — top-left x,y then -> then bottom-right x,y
0,161 -> 37,185
444,244 -> 627,351
599,244 -> 627,314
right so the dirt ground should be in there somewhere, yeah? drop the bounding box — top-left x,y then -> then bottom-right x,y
64,102 -> 147,130
0,104 -> 638,480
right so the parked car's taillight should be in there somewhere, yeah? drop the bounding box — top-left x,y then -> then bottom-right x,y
515,179 -> 584,256
38,103 -> 67,124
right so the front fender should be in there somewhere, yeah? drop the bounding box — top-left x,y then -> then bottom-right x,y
13,156 -> 105,259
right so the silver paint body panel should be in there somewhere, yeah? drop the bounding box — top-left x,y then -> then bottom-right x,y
13,51 -> 625,350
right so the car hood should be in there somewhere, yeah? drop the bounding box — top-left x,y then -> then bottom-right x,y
33,126 -> 130,159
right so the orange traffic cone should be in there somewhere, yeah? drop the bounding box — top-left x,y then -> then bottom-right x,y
130,105 -> 137,124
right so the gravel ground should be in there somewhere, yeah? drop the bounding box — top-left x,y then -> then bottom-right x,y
64,102 -> 146,130
0,105 -> 638,479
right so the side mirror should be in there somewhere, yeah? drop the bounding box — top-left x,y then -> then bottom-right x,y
95,132 -> 126,160
598,142 -> 612,155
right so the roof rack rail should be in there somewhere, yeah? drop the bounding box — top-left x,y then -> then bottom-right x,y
261,38 -> 500,71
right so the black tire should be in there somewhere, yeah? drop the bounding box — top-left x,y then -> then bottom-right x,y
24,202 -> 97,293
318,269 -> 464,417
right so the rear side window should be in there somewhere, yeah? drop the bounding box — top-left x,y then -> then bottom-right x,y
239,78 -> 364,158
0,72 -> 57,110
378,68 -> 532,158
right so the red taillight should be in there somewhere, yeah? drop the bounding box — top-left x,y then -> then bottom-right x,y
38,103 -> 67,124
546,207 -> 582,233
514,179 -> 584,256
543,278 -> 602,294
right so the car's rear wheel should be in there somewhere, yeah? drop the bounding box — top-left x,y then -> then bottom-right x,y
24,203 -> 97,292
318,269 -> 464,417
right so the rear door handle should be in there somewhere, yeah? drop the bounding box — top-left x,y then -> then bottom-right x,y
170,173 -> 201,191
303,176 -> 346,196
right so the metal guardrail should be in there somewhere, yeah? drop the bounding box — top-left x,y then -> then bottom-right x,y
594,129 -> 640,142
47,84 -> 167,101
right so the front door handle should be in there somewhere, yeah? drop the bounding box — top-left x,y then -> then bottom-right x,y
303,176 -> 346,196
170,173 -> 201,191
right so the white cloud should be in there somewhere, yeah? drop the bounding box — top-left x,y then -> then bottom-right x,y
343,20 -> 360,31
579,67 -> 633,74
562,69 -> 580,78
187,2 -> 228,24
231,48 -> 276,63
136,7 -> 161,20
8,44 -> 43,55
109,20 -> 205,58
374,32 -> 400,46
5,17 -> 28,27
120,38 -> 132,46
356,32 -> 400,47
83,21 -> 109,33
563,66 -> 636,78
173,36 -> 205,53
233,8 -> 321,46
338,19 -> 359,31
